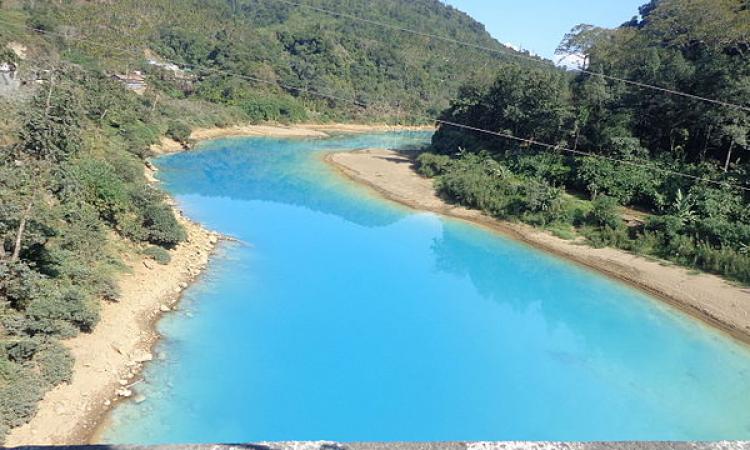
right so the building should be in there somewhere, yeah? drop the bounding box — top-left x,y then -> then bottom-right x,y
112,70 -> 147,93
0,61 -> 20,97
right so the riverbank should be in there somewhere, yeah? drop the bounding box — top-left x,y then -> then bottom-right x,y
326,148 -> 750,345
6,124 -> 432,446
5,213 -> 219,446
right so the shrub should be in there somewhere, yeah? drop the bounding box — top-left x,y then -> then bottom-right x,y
120,121 -> 160,158
518,180 -> 566,224
143,246 -> 172,265
141,203 -> 186,248
415,153 -> 453,178
166,121 -> 192,145
586,195 -> 621,229
0,359 -> 44,431
25,287 -> 99,334
128,188 -> 187,248
34,341 -> 74,387
66,159 -> 130,224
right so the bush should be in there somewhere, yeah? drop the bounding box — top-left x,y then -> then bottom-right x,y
119,121 -> 161,158
143,246 -> 172,265
66,159 -> 130,224
166,121 -> 192,145
0,359 -> 44,431
127,188 -> 187,248
518,180 -> 566,224
25,287 -> 100,335
141,203 -> 186,247
34,341 -> 74,387
415,153 -> 453,178
587,195 -> 621,229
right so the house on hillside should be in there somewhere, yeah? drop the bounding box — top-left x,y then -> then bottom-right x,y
0,61 -> 20,97
0,61 -> 17,81
112,70 -> 147,93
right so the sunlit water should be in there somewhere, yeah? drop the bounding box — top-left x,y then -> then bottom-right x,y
104,132 -> 750,443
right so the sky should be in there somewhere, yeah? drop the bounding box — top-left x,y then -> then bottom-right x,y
443,0 -> 647,60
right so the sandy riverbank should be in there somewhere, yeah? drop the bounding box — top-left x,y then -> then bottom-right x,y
327,148 -> 750,345
5,214 -> 219,446
6,124 -> 430,446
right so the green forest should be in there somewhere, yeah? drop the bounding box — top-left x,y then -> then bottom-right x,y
422,0 -> 750,284
0,0 -> 518,440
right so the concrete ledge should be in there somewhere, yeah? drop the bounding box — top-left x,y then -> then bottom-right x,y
7,443 -> 750,450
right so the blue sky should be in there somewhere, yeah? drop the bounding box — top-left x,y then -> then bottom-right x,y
443,0 -> 647,59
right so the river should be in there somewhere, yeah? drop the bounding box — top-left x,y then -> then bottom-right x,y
104,132 -> 750,443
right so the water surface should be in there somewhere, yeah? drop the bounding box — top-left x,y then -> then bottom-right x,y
105,132 -> 750,443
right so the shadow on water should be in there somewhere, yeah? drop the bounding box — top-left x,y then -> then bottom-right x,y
155,133 -> 430,229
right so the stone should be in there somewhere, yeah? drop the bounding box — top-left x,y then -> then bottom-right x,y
116,388 -> 132,398
143,259 -> 155,270
179,282 -> 188,289
160,304 -> 171,312
174,286 -> 182,294
131,349 -> 153,363
209,234 -> 218,245
103,400 -> 111,406
118,379 -> 128,386
134,394 -> 147,404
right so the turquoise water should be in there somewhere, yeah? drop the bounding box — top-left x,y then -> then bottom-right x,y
105,132 -> 750,443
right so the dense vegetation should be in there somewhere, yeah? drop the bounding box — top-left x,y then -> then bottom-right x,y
0,0 -> 527,440
423,0 -> 750,284
17,0 -> 526,122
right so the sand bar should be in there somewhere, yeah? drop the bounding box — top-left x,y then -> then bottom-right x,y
326,148 -> 750,345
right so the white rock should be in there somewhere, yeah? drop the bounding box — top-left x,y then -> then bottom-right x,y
134,395 -> 147,404
131,349 -> 153,363
159,304 -> 171,312
118,379 -> 128,386
116,388 -> 132,398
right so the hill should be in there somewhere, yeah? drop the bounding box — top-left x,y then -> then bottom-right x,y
2,0 -> 536,122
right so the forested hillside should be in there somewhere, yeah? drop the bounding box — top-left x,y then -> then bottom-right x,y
3,0 -> 526,121
423,0 -> 750,283
0,0 -> 524,440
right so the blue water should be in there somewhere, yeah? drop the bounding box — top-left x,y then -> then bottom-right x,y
105,132 -> 750,443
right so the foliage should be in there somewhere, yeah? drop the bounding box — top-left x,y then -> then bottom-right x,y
429,0 -> 750,284
20,0 -> 534,122
143,245 -> 172,265
34,340 -> 74,387
166,120 -> 191,145
586,195 -> 622,229
415,153 -> 453,178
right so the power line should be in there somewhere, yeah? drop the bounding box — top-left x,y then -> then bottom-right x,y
434,119 -> 750,191
275,0 -> 750,113
3,17 -> 749,192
